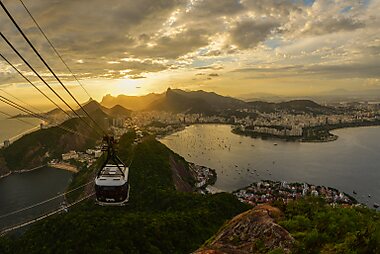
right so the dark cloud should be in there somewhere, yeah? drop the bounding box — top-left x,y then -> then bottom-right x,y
232,65 -> 302,73
127,28 -> 210,59
229,19 -> 279,49
208,73 -> 219,77
0,0 -> 186,80
189,0 -> 244,18
195,65 -> 224,70
129,75 -> 146,79
233,62 -> 380,79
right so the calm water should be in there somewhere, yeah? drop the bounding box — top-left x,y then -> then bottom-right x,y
0,117 -> 42,145
0,167 -> 73,230
160,124 -> 380,208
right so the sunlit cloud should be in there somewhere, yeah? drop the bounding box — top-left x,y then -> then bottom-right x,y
0,0 -> 379,102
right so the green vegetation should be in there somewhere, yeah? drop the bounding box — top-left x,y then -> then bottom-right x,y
277,197 -> 380,253
0,118 -> 100,171
0,132 -> 249,254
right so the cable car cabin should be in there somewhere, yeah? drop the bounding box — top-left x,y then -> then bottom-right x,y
95,164 -> 130,206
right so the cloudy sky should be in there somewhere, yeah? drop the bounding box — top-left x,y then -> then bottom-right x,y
0,0 -> 379,107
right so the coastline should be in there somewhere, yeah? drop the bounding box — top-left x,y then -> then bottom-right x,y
0,163 -> 76,180
47,162 -> 78,173
0,165 -> 46,180
233,180 -> 363,208
232,121 -> 380,143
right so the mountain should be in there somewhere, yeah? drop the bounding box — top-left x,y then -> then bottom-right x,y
239,92 -> 286,102
316,88 -> 380,102
171,89 -> 246,109
44,100 -> 132,122
240,88 -> 380,103
144,88 -> 215,114
101,89 -> 247,114
0,117 -> 102,171
0,101 -> 132,172
79,100 -> 132,118
248,99 -> 334,114
101,93 -> 163,111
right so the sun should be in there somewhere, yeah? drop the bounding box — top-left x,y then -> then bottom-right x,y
112,77 -> 146,96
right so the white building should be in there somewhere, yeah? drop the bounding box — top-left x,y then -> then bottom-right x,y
94,150 -> 103,158
62,151 -> 78,161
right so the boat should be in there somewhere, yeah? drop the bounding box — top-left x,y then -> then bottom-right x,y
374,203 -> 379,209
273,143 -> 278,146
353,190 -> 357,195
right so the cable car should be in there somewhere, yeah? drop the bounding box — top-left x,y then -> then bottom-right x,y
95,136 -> 130,206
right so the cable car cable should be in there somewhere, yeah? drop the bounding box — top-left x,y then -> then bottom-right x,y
0,99 -> 95,140
18,0 -> 92,99
0,108 -> 36,126
0,53 -> 72,119
0,88 -> 43,114
0,33 -> 103,136
0,96 -> 46,120
0,2 -> 106,135
0,181 -> 94,219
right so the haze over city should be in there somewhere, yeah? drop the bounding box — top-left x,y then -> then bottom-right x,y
1,0 -> 379,107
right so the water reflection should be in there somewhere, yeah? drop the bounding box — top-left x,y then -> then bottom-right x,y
160,124 -> 380,208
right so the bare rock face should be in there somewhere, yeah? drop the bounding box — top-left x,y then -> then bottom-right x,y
194,205 -> 294,254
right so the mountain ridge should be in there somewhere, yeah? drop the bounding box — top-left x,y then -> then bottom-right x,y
100,89 -> 331,114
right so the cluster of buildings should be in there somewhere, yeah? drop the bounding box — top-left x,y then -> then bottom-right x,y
130,111 -> 231,127
128,111 -> 232,136
61,148 -> 103,168
189,163 -> 217,189
235,109 -> 380,138
241,125 -> 303,137
234,180 -> 356,206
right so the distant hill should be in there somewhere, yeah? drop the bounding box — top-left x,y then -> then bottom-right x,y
101,93 -> 163,111
101,89 -> 334,115
103,88 -> 247,114
144,88 -> 215,114
0,101 -> 132,172
44,100 -> 131,123
0,117 -> 102,171
79,100 -> 132,118
170,89 -> 246,110
248,99 -> 334,114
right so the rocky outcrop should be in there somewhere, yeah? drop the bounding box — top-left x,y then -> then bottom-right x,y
169,154 -> 194,192
194,205 -> 294,254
